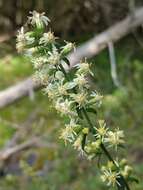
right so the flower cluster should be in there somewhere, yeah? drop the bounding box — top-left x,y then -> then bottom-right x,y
17,11 -> 136,189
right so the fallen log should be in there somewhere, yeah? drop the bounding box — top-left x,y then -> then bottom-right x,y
0,7 -> 143,109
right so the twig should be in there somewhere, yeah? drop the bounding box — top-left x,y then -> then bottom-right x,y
108,42 -> 121,88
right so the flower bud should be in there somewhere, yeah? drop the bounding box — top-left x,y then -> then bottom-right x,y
61,42 -> 75,55
82,128 -> 89,134
120,159 -> 127,166
28,11 -> 50,29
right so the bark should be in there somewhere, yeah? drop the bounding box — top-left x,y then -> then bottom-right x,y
0,7 -> 143,109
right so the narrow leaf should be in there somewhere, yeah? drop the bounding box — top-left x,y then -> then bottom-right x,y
63,57 -> 70,66
86,108 -> 97,114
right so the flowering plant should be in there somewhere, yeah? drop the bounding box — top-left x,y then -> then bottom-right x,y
17,11 -> 138,189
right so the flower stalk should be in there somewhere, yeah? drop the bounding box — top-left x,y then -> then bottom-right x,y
16,11 -> 138,189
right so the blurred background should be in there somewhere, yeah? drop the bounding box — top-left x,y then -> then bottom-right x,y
0,0 -> 143,189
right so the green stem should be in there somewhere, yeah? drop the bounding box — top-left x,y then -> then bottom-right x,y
81,108 -> 95,133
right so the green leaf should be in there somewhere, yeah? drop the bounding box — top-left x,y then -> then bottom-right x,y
86,108 -> 97,114
128,176 -> 139,183
118,144 -> 125,149
63,57 -> 70,66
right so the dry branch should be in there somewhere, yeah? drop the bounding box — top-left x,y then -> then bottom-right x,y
0,77 -> 40,109
68,7 -> 143,67
0,138 -> 57,161
0,7 -> 143,109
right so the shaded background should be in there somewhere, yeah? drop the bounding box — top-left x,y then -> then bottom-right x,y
1,0 -> 143,36
0,0 -> 143,190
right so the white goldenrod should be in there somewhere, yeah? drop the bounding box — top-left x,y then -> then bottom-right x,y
17,11 -> 135,189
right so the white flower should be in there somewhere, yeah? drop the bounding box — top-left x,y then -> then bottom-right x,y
104,129 -> 125,150
73,74 -> 88,88
28,11 -> 50,28
94,120 -> 108,141
73,136 -> 82,151
47,79 -> 72,98
39,31 -> 57,45
17,27 -> 25,42
66,119 -> 79,128
16,27 -> 27,52
16,27 -> 35,52
47,49 -> 60,65
32,56 -> 48,69
57,85 -> 68,96
59,125 -> 76,145
76,59 -> 92,75
44,83 -> 57,99
70,91 -> 88,107
34,69 -> 49,85
55,79 -> 68,96
101,168 -> 120,187
88,91 -> 103,106
55,99 -> 74,115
